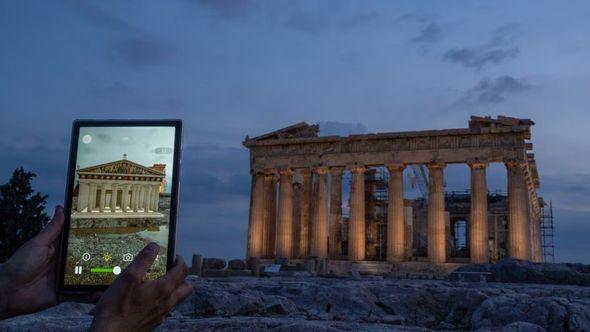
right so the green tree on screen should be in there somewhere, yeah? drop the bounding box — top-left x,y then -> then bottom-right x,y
0,167 -> 50,263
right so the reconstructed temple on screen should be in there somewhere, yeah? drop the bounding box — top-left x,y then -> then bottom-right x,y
72,154 -> 166,220
243,116 -> 547,266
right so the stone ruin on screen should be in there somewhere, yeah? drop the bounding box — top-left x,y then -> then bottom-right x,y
243,116 -> 544,265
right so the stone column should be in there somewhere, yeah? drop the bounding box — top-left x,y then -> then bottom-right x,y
88,183 -> 96,212
506,160 -> 531,260
99,184 -> 106,212
348,166 -> 366,261
146,185 -> 153,212
123,184 -> 131,212
329,167 -> 344,259
299,169 -> 313,258
427,162 -> 446,263
78,182 -> 89,212
469,161 -> 489,264
262,172 -> 277,258
247,172 -> 265,258
276,169 -> 294,259
132,185 -> 139,212
153,185 -> 159,212
292,181 -> 302,259
387,163 -> 405,263
311,167 -> 328,258
110,184 -> 117,212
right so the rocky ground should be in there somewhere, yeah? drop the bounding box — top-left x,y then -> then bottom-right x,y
2,273 -> 589,331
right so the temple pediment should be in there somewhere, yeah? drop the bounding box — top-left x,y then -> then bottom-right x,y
78,158 -> 165,176
244,122 -> 319,144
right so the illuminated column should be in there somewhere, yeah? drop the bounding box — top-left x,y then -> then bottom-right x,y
262,172 -> 277,258
329,167 -> 344,259
145,185 -> 152,211
110,184 -> 117,212
99,184 -> 106,212
387,163 -> 405,263
469,160 -> 489,264
311,167 -> 328,258
299,169 -> 312,258
276,169 -> 294,258
427,162 -> 446,263
348,166 -> 366,261
506,159 -> 531,260
247,172 -> 265,258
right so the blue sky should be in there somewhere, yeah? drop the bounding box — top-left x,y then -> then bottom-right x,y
1,1 -> 589,263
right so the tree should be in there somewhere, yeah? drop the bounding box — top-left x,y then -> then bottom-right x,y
0,167 -> 50,263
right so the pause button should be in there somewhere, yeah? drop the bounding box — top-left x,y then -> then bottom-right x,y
74,266 -> 83,274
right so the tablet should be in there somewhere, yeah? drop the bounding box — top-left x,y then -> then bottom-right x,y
57,120 -> 182,292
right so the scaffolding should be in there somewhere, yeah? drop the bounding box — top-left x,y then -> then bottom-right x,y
541,200 -> 556,263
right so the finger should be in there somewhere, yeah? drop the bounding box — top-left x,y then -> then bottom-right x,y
170,281 -> 193,304
123,242 -> 159,283
33,206 -> 64,246
154,255 -> 189,291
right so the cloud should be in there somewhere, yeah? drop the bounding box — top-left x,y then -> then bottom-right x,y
105,37 -> 176,69
318,121 -> 368,136
191,0 -> 259,20
284,11 -> 330,34
541,173 -> 590,213
64,0 -> 141,35
410,22 -> 442,44
465,75 -> 531,104
443,24 -> 520,69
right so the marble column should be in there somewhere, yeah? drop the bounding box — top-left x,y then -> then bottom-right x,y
506,160 -> 531,260
292,181 -> 302,259
146,186 -> 152,212
132,185 -> 139,212
348,166 -> 366,261
262,172 -> 277,258
152,185 -> 159,212
311,167 -> 328,258
99,184 -> 106,212
276,169 -> 294,259
87,183 -> 96,212
110,184 -> 117,212
78,182 -> 89,212
299,169 -> 312,258
123,185 -> 131,212
427,162 -> 446,263
329,167 -> 344,259
469,161 -> 489,264
387,163 -> 405,263
247,172 -> 265,258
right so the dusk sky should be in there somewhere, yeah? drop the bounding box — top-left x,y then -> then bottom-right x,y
1,1 -> 589,263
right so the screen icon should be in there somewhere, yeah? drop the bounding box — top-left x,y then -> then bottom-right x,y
82,252 -> 91,261
113,266 -> 122,275
74,266 -> 83,274
122,253 -> 133,262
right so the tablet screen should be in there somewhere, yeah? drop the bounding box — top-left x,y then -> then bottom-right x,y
63,124 -> 179,287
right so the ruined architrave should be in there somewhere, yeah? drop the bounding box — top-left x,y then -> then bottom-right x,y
243,116 -> 543,264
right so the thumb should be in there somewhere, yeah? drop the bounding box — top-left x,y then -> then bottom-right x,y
33,206 -> 64,246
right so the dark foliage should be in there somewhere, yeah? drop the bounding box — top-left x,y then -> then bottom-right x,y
0,167 -> 50,262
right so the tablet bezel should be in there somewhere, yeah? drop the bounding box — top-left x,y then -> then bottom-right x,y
57,119 -> 182,293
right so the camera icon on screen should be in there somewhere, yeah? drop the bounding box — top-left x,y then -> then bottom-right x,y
122,253 -> 133,262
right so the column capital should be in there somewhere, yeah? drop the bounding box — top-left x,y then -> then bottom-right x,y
386,163 -> 405,172
329,166 -> 345,176
467,158 -> 488,169
278,168 -> 294,176
313,166 -> 329,175
504,158 -> 526,169
348,165 -> 366,174
427,160 -> 446,170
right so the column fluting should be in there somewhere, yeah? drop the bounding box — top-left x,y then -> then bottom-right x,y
469,161 -> 489,264
276,168 -> 294,259
348,166 -> 366,261
311,167 -> 328,258
427,162 -> 446,263
387,164 -> 405,263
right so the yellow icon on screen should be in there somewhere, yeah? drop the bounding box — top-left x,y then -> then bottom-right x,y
102,253 -> 112,263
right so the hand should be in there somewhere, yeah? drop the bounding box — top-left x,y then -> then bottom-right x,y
89,243 -> 193,331
0,206 -> 97,319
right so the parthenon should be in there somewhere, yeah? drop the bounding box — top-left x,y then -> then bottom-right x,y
72,154 -> 166,219
244,116 -> 543,264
